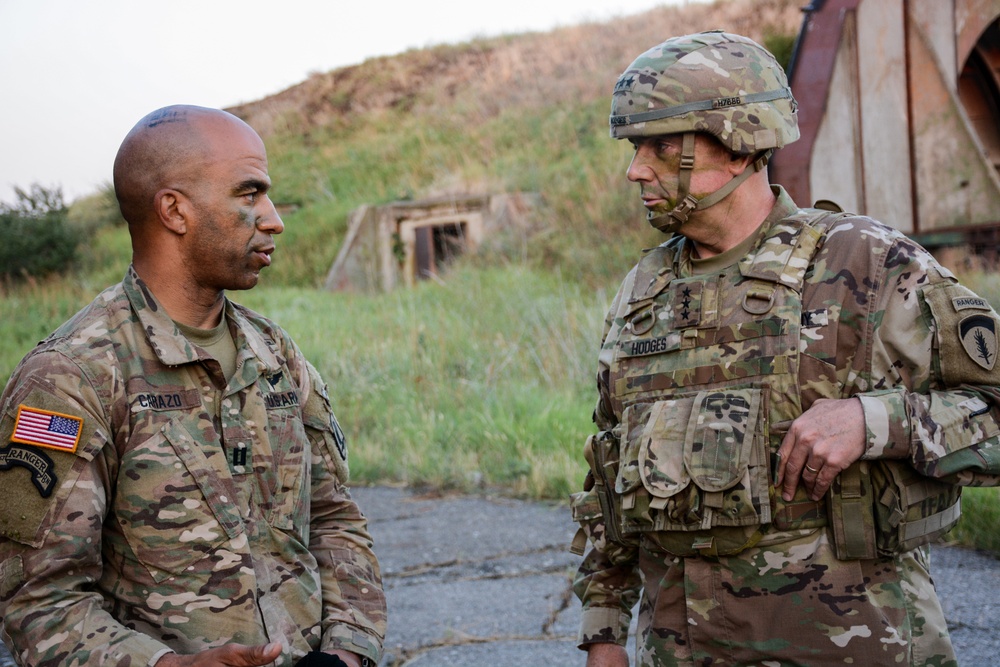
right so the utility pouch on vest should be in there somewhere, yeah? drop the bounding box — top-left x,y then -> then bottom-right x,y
570,430 -> 626,557
617,388 -> 771,556
769,422 -> 829,530
827,462 -> 877,559
828,460 -> 962,559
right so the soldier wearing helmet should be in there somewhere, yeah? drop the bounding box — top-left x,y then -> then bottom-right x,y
570,31 -> 1000,666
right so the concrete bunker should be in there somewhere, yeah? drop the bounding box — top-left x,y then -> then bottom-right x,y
324,193 -> 535,293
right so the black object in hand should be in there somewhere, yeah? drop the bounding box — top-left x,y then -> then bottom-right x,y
294,652 -> 350,667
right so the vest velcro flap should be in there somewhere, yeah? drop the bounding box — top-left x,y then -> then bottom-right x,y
827,462 -> 877,560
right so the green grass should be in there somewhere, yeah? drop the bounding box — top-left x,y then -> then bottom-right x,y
0,262 -> 608,502
257,94 -> 660,290
237,264 -> 607,499
948,487 -> 1000,553
0,278 -> 93,374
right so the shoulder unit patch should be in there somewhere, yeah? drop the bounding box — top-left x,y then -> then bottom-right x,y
959,314 -> 997,371
0,445 -> 57,497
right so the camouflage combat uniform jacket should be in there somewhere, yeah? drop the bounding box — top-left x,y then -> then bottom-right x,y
572,187 -> 1000,666
0,267 -> 386,667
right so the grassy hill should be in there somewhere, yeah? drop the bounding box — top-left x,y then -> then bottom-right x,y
225,0 -> 801,289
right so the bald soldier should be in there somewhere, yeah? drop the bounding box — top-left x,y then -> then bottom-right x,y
0,106 -> 386,667
570,32 -> 1000,666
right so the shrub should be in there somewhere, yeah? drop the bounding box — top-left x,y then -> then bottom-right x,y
67,182 -> 126,235
0,184 -> 79,280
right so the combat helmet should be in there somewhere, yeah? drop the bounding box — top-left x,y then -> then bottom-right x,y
610,31 -> 799,233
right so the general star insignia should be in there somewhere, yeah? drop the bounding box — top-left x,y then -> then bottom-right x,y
680,286 -> 693,322
614,75 -> 636,93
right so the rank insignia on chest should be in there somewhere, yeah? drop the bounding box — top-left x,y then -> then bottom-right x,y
232,442 -> 250,469
11,406 -> 83,454
667,281 -> 703,329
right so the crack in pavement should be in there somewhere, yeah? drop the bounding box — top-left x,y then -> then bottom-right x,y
541,580 -> 576,635
356,486 -> 584,665
388,632 -> 578,667
388,543 -> 573,581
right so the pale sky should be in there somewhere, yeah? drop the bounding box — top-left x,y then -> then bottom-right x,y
0,0 -> 707,206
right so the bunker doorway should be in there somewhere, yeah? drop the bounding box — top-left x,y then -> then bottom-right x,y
414,222 -> 467,280
398,212 -> 483,286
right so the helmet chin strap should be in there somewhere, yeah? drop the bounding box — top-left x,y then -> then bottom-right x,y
646,132 -> 773,234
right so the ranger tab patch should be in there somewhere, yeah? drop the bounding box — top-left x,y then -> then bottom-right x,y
11,406 -> 83,454
0,445 -> 57,497
959,314 -> 997,371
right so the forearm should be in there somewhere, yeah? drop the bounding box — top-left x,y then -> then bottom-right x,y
573,544 -> 641,647
585,642 -> 630,667
2,546 -> 171,666
857,386 -> 1000,482
310,479 -> 386,660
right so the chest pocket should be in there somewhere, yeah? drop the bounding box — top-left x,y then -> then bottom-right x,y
616,387 -> 772,554
264,412 -> 310,541
114,422 -> 243,583
258,369 -> 312,542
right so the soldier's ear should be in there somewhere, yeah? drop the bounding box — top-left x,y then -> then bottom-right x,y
728,152 -> 755,176
154,189 -> 190,235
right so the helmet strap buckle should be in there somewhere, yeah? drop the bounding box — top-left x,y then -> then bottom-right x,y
673,195 -> 699,220
752,149 -> 773,172
671,132 -> 698,223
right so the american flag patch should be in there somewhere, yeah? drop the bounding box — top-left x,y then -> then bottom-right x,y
12,406 -> 83,453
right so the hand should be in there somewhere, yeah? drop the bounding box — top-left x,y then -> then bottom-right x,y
155,642 -> 282,667
585,642 -> 629,666
776,398 -> 866,502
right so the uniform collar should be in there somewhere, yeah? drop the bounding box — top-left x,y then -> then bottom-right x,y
737,186 -> 818,288
122,265 -> 282,374
667,185 -> 800,280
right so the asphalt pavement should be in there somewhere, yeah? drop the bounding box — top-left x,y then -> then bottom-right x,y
0,485 -> 997,666
358,486 -> 1000,667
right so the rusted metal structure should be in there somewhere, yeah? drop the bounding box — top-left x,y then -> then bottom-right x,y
770,0 -> 1000,258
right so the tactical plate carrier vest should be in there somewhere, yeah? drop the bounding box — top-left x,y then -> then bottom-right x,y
572,209 -> 961,559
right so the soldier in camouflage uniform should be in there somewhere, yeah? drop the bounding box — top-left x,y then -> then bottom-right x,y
570,32 -> 1000,666
0,106 -> 386,667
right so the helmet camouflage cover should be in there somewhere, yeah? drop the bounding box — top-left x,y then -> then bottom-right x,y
610,30 -> 799,155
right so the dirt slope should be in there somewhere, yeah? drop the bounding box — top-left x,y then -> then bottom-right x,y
228,0 -> 801,138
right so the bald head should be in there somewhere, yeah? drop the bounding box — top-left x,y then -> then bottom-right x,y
113,105 -> 262,226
